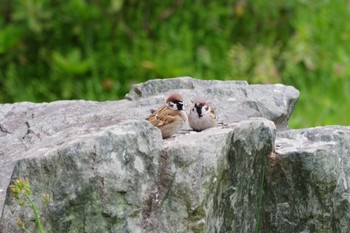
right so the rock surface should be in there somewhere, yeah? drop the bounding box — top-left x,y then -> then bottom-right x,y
264,126 -> 350,233
1,117 -> 276,233
0,77 -> 299,216
125,77 -> 299,130
1,77 -> 349,232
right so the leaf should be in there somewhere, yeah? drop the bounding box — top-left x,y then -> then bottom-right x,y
51,49 -> 92,75
110,0 -> 124,13
0,26 -> 23,54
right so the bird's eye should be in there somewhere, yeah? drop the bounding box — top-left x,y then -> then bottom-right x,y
192,108 -> 195,111
205,106 -> 209,111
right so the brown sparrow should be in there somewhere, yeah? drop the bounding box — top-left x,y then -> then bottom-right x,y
188,99 -> 217,131
146,93 -> 187,139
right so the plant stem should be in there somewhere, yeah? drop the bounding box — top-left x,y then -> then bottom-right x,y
21,226 -> 32,233
25,194 -> 44,233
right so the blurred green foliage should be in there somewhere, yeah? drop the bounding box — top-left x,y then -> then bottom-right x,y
0,0 -> 349,128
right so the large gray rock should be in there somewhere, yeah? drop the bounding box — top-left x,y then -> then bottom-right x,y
2,120 -> 163,232
3,77 -> 348,232
263,126 -> 350,233
0,77 -> 299,218
126,77 -> 299,130
1,117 -> 275,233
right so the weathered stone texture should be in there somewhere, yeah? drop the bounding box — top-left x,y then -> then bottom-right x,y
1,77 -> 349,233
264,126 -> 350,233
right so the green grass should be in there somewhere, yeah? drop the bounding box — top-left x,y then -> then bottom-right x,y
0,0 -> 349,128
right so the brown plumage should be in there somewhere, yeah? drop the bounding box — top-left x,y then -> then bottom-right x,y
146,93 -> 187,138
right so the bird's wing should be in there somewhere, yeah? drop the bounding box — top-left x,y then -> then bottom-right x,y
146,105 -> 177,127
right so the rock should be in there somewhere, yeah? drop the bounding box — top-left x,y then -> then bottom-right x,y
0,77 -> 299,218
143,118 -> 275,233
126,77 -> 300,131
11,77 -> 350,232
263,126 -> 350,233
2,77 -> 349,233
1,120 -> 163,233
0,117 -> 276,233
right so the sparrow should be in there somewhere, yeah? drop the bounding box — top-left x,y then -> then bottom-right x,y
146,93 -> 187,139
188,99 -> 217,132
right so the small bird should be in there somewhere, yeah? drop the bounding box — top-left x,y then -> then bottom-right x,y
188,99 -> 217,131
146,93 -> 187,139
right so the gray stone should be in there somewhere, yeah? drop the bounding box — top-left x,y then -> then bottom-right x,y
0,117 -> 275,233
1,120 -> 163,233
3,77 -> 348,232
126,77 -> 299,130
263,126 -> 350,233
143,118 -> 275,233
0,77 -> 299,218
